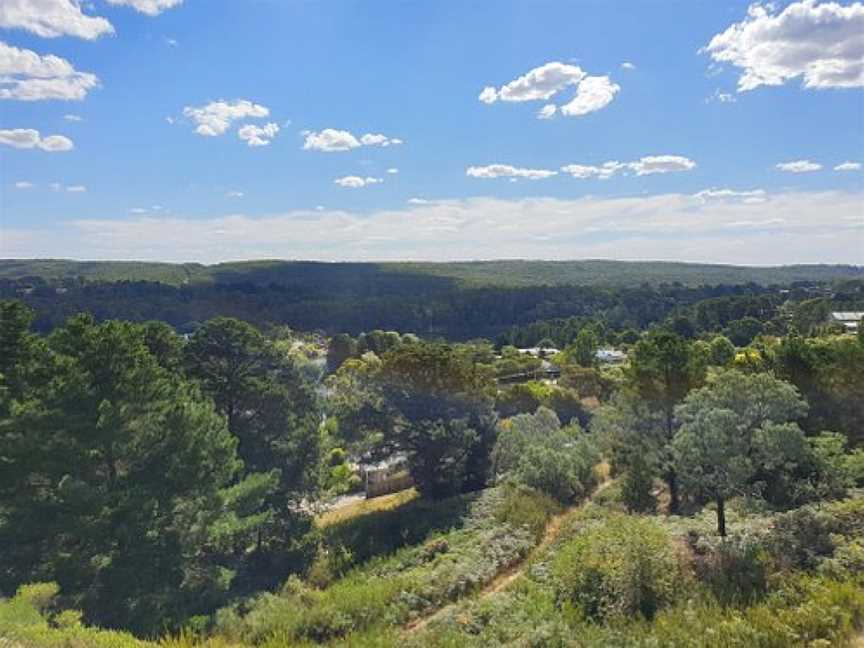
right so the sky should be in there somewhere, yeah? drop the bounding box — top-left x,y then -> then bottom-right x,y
0,0 -> 863,265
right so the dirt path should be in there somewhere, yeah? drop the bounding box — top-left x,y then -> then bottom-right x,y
404,479 -> 612,635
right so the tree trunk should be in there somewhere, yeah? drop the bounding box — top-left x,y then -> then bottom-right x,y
716,496 -> 726,537
667,469 -> 680,514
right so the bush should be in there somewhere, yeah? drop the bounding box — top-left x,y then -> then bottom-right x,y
551,514 -> 683,621
495,483 -> 561,542
492,407 -> 599,504
690,533 -> 769,604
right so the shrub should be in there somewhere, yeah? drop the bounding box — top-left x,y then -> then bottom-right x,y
551,514 -> 683,621
690,533 -> 769,604
495,483 -> 561,542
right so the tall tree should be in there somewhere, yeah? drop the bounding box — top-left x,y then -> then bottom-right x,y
626,330 -> 705,512
0,315 -> 257,633
377,341 -> 497,498
184,317 -> 322,588
673,370 -> 808,536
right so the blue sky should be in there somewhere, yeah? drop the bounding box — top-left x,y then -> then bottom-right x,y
1,0 -> 862,264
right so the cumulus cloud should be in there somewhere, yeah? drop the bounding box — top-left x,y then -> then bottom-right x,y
183,99 -> 269,136
479,61 -> 620,118
66,185 -> 86,192
776,159 -> 822,173
303,128 -> 403,152
835,161 -> 862,171
480,62 -> 586,103
560,155 -> 696,179
5,190 -> 860,265
334,176 -> 383,188
621,62 -> 636,70
106,0 -> 183,16
0,42 -> 99,101
63,113 -> 83,121
386,168 -> 399,174
0,0 -> 113,39
237,122 -> 279,147
14,181 -> 34,189
466,164 -> 558,180
702,1 -> 864,91
0,128 -> 73,151
560,75 -> 621,116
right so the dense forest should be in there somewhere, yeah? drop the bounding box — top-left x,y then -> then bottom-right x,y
3,259 -> 864,340
1,261 -> 863,647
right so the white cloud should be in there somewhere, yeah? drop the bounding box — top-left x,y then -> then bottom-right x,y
66,185 -> 86,192
407,197 -> 429,205
225,191 -> 244,198
360,133 -> 403,147
835,161 -> 862,171
0,128 -> 73,151
0,0 -> 113,39
106,0 -> 183,16
63,113 -> 83,121
183,99 -> 269,137
537,104 -> 557,119
304,128 -> 403,152
478,86 -> 498,104
303,128 -> 360,152
560,161 -> 627,179
237,122 -> 279,147
6,191 -> 860,265
130,207 -> 149,214
621,62 -> 636,70
703,1 -> 864,91
466,164 -> 557,180
629,155 -> 697,176
776,159 -> 822,173
707,88 -> 737,103
480,61 -> 620,117
481,62 -> 586,103
14,181 -> 34,189
0,42 -> 99,101
386,168 -> 399,174
560,75 -> 621,116
560,155 -> 696,179
334,176 -> 383,188
694,188 -> 767,203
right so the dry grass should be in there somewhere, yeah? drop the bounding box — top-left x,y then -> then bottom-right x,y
315,488 -> 419,528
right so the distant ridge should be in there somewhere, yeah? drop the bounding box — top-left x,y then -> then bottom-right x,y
0,258 -> 861,289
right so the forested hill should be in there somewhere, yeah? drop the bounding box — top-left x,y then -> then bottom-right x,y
2,258 -> 862,288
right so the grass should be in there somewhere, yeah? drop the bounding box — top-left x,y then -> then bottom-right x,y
315,489 -> 418,529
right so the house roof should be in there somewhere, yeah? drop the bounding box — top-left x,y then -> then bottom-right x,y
831,312 -> 864,321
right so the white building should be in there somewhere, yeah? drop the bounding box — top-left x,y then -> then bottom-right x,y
830,312 -> 864,334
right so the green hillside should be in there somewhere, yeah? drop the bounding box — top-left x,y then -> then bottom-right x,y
1,258 -> 862,288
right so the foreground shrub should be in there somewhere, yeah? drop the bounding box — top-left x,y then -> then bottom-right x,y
551,514 -> 683,621
689,532 -> 769,605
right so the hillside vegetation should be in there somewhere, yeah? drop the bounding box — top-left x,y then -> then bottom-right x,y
2,258 -> 862,288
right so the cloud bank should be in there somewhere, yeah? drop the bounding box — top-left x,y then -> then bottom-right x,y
3,190 -> 861,265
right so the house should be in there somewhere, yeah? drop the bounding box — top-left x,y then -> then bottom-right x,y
360,454 -> 414,498
595,348 -> 627,364
829,312 -> 864,334
518,346 -> 560,358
